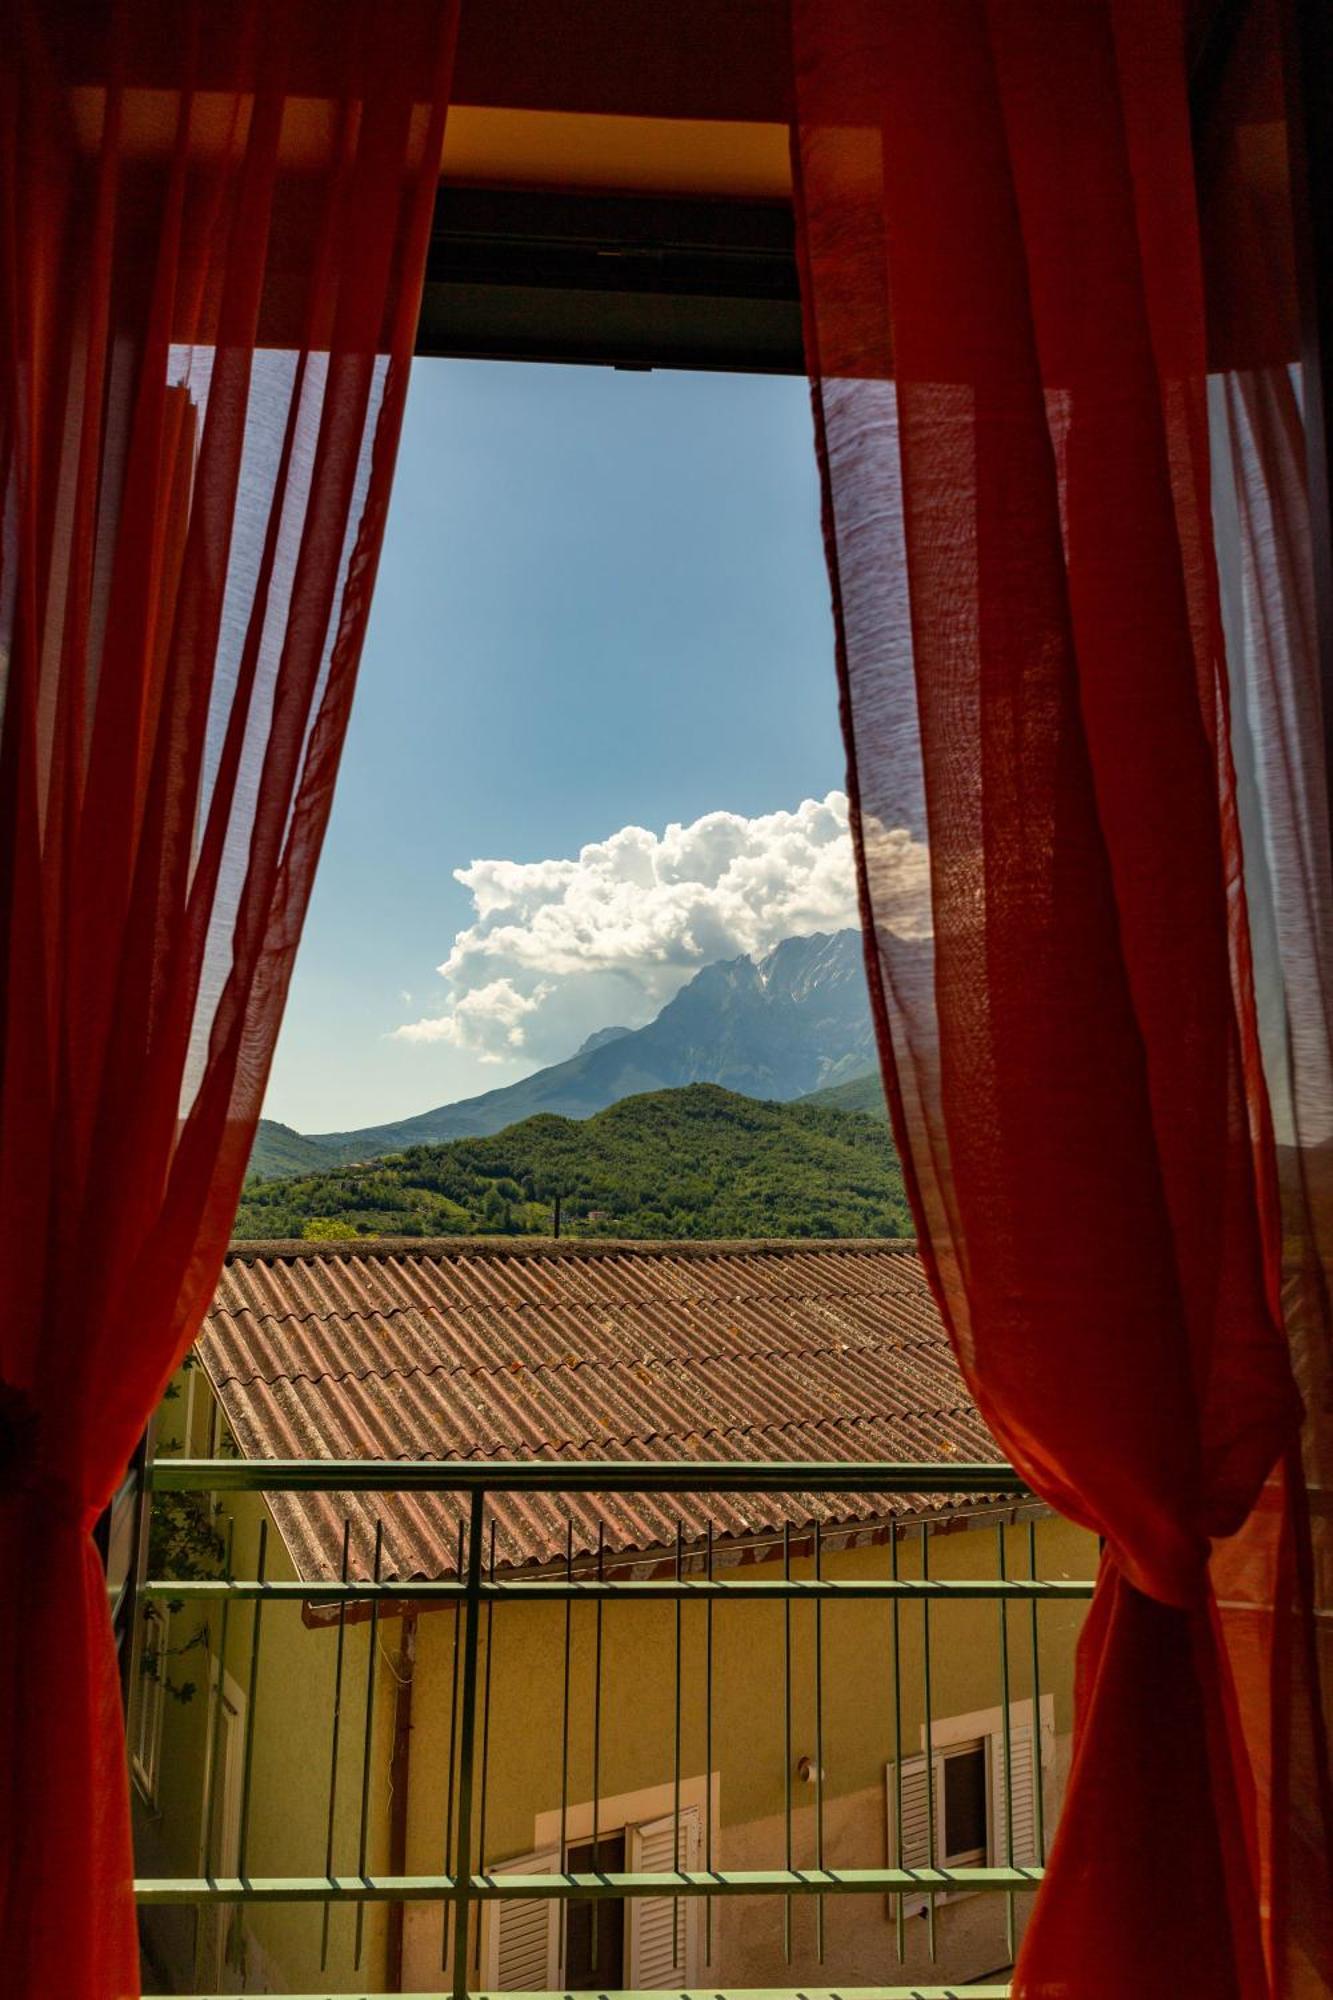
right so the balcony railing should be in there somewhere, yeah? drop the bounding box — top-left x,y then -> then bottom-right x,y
134,1458 -> 1096,2000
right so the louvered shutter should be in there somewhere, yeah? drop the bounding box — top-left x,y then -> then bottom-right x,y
481,1847 -> 561,1992
627,1805 -> 701,1987
885,1753 -> 934,1918
988,1724 -> 1038,1867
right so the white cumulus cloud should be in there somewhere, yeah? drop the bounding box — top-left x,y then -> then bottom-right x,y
394,791 -> 927,1063
394,976 -> 553,1053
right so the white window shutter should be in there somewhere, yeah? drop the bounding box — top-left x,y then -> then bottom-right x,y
627,1805 -> 701,1988
988,1724 -> 1038,1867
481,1847 -> 561,1992
885,1753 -> 934,1917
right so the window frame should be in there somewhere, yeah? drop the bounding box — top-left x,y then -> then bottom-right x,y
129,1600 -> 170,1804
417,186 -> 803,374
938,1736 -> 989,1869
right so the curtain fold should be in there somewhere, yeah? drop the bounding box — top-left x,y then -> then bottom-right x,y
790,0 -> 1331,1991
0,3 -> 456,1992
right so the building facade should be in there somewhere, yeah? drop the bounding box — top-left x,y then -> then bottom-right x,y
133,1240 -> 1098,1995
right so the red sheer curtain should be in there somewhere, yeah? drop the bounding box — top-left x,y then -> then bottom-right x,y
1200,2 -> 1333,1987
0,3 -> 455,1991
791,0 -> 1331,1993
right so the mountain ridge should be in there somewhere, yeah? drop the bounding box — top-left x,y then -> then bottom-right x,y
250,928 -> 875,1179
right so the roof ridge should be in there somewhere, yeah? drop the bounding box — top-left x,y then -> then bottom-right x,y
211,1407 -> 989,1463
540,1407 -> 990,1457
201,1330 -> 951,1395
212,1282 -> 932,1326
224,1235 -> 920,1264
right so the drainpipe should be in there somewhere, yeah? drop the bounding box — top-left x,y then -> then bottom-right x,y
385,1608 -> 418,1992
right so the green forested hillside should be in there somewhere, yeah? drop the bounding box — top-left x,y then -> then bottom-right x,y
798,1070 -> 888,1118
245,1118 -> 337,1178
235,1083 -> 909,1243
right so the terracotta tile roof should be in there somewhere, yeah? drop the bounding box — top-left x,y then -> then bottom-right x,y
198,1238 -> 1007,1582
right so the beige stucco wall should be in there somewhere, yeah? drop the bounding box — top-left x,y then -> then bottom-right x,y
137,1373 -> 1097,1994
399,1510 -> 1093,1993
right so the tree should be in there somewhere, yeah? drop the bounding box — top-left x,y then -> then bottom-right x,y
480,1185 -> 511,1232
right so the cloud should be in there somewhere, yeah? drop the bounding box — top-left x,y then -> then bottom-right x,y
394,976 -> 556,1054
394,791 -> 927,1063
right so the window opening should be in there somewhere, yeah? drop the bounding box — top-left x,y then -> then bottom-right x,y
941,1742 -> 988,1865
564,1832 -> 627,1989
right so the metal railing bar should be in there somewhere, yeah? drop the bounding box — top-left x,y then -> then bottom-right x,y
451,1492 -> 486,2000
890,1520 -> 905,1965
1029,1519 -> 1046,1866
782,1520 -> 793,1965
441,1516 -> 464,1973
814,1517 -> 825,1965
704,1518 -> 715,1965
558,1514 -> 573,1982
997,1523 -> 1015,1964
591,1519 -> 605,1966
176,1987 -> 1014,1999
141,1575 -> 1094,1604
149,1582 -> 465,1603
320,1519 -> 352,1971
922,1522 -> 936,1964
235,1518 -> 267,1882
354,1519 -> 385,1969
673,1517 -> 684,1964
200,1515 -> 234,1885
135,1863 -> 1045,1905
153,1458 -> 1029,1496
476,1519 -> 496,1928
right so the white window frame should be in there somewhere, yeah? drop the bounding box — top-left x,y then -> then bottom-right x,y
195,1666 -> 247,1991
937,1736 -> 989,1868
196,1666 -> 246,1872
130,1601 -> 170,1802
182,1356 -> 199,1454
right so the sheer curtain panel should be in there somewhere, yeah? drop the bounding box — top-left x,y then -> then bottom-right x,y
0,3 -> 456,1992
1200,0 -> 1333,1988
791,0 -> 1331,1993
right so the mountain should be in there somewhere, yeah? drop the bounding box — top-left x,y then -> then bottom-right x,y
246,1119 -> 339,1178
235,1082 -> 910,1243
577,1024 -> 632,1054
798,1070 -> 889,1119
249,929 -> 875,1179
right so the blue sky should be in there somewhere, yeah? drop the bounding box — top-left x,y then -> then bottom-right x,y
265,359 -> 848,1132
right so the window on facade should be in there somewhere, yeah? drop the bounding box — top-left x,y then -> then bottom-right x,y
131,1604 -> 169,1802
886,1696 -> 1053,1916
564,1833 -> 627,1989
485,1804 -> 701,1991
940,1742 -> 988,1865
